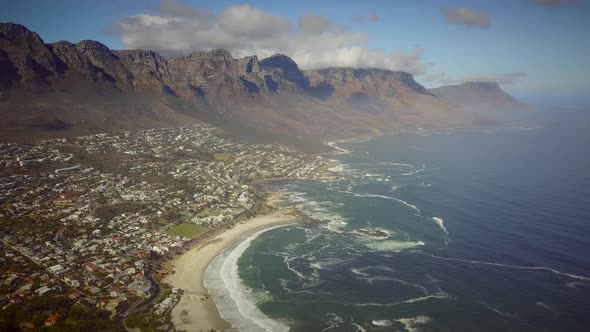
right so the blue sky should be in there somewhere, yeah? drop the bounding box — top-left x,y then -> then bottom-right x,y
1,0 -> 589,101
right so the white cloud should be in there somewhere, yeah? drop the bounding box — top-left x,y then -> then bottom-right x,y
111,1 -> 431,74
462,72 -> 526,84
218,4 -> 291,38
443,7 -> 491,28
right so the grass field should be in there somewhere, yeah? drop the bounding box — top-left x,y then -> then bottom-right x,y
196,208 -> 222,218
166,223 -> 209,238
213,152 -> 231,162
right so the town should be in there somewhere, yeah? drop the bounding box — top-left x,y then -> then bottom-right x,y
0,123 -> 334,330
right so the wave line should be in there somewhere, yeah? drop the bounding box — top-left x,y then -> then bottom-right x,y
418,253 -> 590,281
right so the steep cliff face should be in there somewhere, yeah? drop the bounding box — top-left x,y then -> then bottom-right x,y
259,54 -> 309,92
0,22 -> 482,148
0,22 -> 437,104
305,68 -> 433,100
114,49 -> 169,91
0,23 -> 62,86
0,49 -> 19,88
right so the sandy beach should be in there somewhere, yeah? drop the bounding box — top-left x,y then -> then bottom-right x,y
164,207 -> 297,332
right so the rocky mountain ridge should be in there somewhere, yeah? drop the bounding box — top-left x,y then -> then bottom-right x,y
0,22 -> 522,150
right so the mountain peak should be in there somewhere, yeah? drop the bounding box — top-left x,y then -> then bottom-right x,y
0,22 -> 49,53
0,22 -> 483,147
259,53 -> 307,86
462,81 -> 501,90
260,54 -> 299,70
180,49 -> 234,61
430,81 -> 522,111
0,22 -> 43,43
263,53 -> 296,63
75,40 -> 112,52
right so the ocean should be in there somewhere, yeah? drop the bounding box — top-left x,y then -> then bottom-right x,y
204,110 -> 590,332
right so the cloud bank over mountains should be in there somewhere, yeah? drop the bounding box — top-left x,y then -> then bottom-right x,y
110,1 -> 531,87
111,1 -> 431,74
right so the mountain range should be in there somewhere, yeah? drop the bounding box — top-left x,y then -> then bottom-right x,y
0,22 -> 525,151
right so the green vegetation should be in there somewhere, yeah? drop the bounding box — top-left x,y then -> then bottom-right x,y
54,144 -> 133,175
0,298 -> 120,331
195,208 -> 222,218
166,223 -> 208,238
126,311 -> 167,332
92,203 -> 148,222
213,152 -> 231,162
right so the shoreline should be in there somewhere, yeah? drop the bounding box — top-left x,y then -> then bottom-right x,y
163,200 -> 298,332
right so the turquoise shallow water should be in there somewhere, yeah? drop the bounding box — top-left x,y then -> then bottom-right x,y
206,110 -> 590,332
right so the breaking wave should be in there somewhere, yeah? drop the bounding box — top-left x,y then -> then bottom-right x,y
204,225 -> 291,332
395,315 -> 432,332
363,239 -> 425,252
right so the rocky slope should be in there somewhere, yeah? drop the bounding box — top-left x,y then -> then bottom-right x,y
0,22 -> 501,149
430,81 -> 525,112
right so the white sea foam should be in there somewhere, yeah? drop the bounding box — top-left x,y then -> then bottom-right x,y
355,276 -> 429,293
478,301 -> 514,317
351,268 -> 369,277
204,225 -> 291,332
328,165 -> 344,172
359,265 -> 396,273
332,188 -> 421,213
351,265 -> 396,277
389,185 -> 403,192
431,217 -> 449,236
342,246 -> 363,256
566,281 -> 590,288
364,173 -> 381,177
372,320 -> 393,327
279,278 -> 293,293
269,250 -> 322,284
294,197 -> 349,232
535,301 -> 554,312
321,313 -> 345,331
396,168 -> 424,176
284,256 -> 306,280
408,146 -> 425,151
303,228 -> 324,242
364,239 -> 425,252
420,253 -> 590,281
361,161 -> 417,169
326,141 -> 351,155
394,315 -> 432,332
309,258 -> 346,270
356,290 -> 449,307
351,323 -> 368,332
301,269 -> 322,289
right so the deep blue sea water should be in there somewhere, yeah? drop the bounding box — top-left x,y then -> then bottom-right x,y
205,110 -> 590,332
